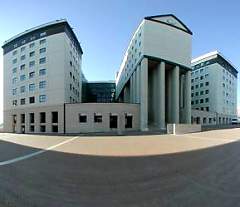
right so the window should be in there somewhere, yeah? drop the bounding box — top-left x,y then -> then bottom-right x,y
40,125 -> 46,132
30,125 -> 35,132
125,114 -> 133,128
195,92 -> 199,96
79,114 -> 87,123
200,99 -> 204,103
40,112 -> 46,123
200,76 -> 204,80
12,88 -> 17,95
94,114 -> 102,123
40,32 -> 46,37
205,98 -> 209,103
191,86 -> 194,90
29,84 -> 35,92
39,95 -> 46,103
205,82 -> 209,86
29,51 -> 35,57
195,85 -> 199,89
195,100 -> 199,104
29,113 -> 34,124
206,107 -> 209,111
201,107 -> 204,111
21,47 -> 25,52
29,71 -> 35,79
21,114 -> 25,124
52,112 -> 58,123
205,90 -> 209,94
52,125 -> 58,133
110,115 -> 118,128
12,50 -> 17,56
40,39 -> 46,44
191,93 -> 194,97
12,67 -> 17,74
29,43 -> 35,48
29,61 -> 35,67
39,69 -> 46,76
39,81 -> 46,89
12,58 -> 17,64
200,91 -> 204,95
12,100 -> 17,106
29,96 -> 35,104
20,74 -> 26,81
20,64 -> 25,70
39,48 -> 46,53
200,83 -> 204,87
20,98 -> 25,105
203,117 -> 207,124
39,57 -> 46,64
20,86 -> 26,93
21,55 -> 26,60
191,101 -> 194,105
12,78 -> 17,84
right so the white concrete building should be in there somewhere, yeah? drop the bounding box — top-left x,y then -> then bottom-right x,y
116,14 -> 193,131
2,19 -> 83,133
191,51 -> 238,125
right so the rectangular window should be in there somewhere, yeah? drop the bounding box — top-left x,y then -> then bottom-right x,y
52,125 -> 58,133
29,96 -> 35,104
29,61 -> 35,67
29,113 -> 34,124
29,51 -> 35,57
12,88 -> 17,95
39,57 -> 46,64
12,78 -> 17,84
40,39 -> 46,44
200,91 -> 204,95
39,95 -> 46,103
12,50 -> 17,56
40,112 -> 46,123
39,69 -> 46,76
52,112 -> 58,123
94,114 -> 102,123
79,114 -> 87,123
40,32 -> 46,37
21,114 -> 25,124
29,43 -> 35,48
12,58 -> 17,64
205,90 -> 209,94
200,99 -> 204,103
20,64 -> 25,70
39,81 -> 46,89
39,48 -> 46,53
20,86 -> 25,93
20,74 -> 26,81
12,67 -> 17,73
205,98 -> 209,103
205,82 -> 209,86
200,83 -> 204,87
125,115 -> 133,128
29,83 -> 35,92
206,107 -> 209,111
29,71 -> 35,79
21,55 -> 26,60
30,125 -> 35,132
20,98 -> 25,105
12,100 -> 17,106
21,47 -> 25,52
40,125 -> 46,132
110,115 -> 118,128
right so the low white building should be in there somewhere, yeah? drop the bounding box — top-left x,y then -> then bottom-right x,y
191,51 -> 238,125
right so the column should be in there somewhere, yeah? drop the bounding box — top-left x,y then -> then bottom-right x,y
158,61 -> 166,129
172,65 -> 180,123
140,58 -> 148,131
136,65 -> 141,104
130,75 -> 133,103
132,71 -> 136,103
184,70 -> 191,123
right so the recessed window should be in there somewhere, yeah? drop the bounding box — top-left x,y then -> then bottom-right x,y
12,67 -> 17,74
20,74 -> 26,81
29,96 -> 35,104
200,83 -> 204,87
195,92 -> 199,96
52,125 -> 58,133
12,50 -> 17,56
40,39 -> 46,44
39,81 -> 46,89
94,114 -> 102,123
52,112 -> 58,123
39,95 -> 46,103
40,32 -> 46,37
29,113 -> 35,124
125,114 -> 133,128
39,57 -> 46,64
29,43 -> 35,48
110,115 -> 118,128
79,114 -> 87,123
21,114 -> 25,123
39,48 -> 46,53
20,86 -> 25,93
29,61 -> 35,67
21,55 -> 26,60
29,51 -> 35,57
40,112 -> 46,123
20,98 -> 25,105
205,90 -> 209,94
12,88 -> 17,95
205,98 -> 209,103
40,125 -> 46,132
21,47 -> 25,52
39,69 -> 46,76
200,91 -> 204,95
29,83 -> 35,92
12,78 -> 17,84
12,100 -> 17,106
20,64 -> 25,70
200,99 -> 204,103
205,82 -> 209,86
12,58 -> 17,64
29,71 -> 35,79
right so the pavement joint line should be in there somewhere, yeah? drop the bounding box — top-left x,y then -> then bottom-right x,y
0,136 -> 79,166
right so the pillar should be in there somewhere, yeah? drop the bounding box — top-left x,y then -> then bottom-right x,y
132,71 -> 136,103
136,65 -> 141,104
140,58 -> 148,131
158,61 -> 166,129
130,75 -> 133,103
172,65 -> 180,123
184,70 -> 191,123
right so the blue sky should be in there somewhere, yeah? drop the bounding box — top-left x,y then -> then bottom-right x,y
0,0 -> 240,123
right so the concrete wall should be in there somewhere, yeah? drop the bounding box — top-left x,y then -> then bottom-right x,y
65,103 -> 140,133
167,124 -> 201,134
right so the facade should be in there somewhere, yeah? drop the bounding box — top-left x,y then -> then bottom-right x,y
2,19 -> 83,133
116,14 -> 192,131
191,51 -> 238,125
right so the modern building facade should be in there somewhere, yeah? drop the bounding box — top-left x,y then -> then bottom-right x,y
116,14 -> 193,131
191,51 -> 238,125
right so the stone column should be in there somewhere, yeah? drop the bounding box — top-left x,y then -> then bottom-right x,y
130,75 -> 133,103
132,71 -> 136,103
136,65 -> 141,104
158,61 -> 166,129
172,65 -> 180,123
184,70 -> 191,123
140,58 -> 148,131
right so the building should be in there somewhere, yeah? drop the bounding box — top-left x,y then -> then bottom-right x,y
115,14 -> 193,131
82,81 -> 115,103
2,19 -> 83,133
191,51 -> 238,125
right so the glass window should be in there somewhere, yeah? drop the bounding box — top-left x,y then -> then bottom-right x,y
20,86 -> 26,93
29,83 -> 35,92
21,47 -> 25,52
40,32 -> 46,37
29,51 -> 35,57
12,67 -> 17,73
205,90 -> 209,94
39,69 -> 46,76
40,39 -> 46,44
12,50 -> 17,56
205,82 -> 209,86
39,81 -> 46,89
29,72 -> 35,79
20,98 -> 25,105
29,96 -> 35,104
12,58 -> 17,64
29,61 -> 35,67
21,55 -> 26,60
12,78 -> 17,84
39,48 -> 46,53
39,57 -> 46,64
12,88 -> 17,95
12,100 -> 17,106
205,98 -> 209,103
20,74 -> 26,81
94,114 -> 102,123
39,95 -> 46,103
29,42 -> 35,48
20,64 -> 25,70
79,114 -> 87,123
200,83 -> 204,87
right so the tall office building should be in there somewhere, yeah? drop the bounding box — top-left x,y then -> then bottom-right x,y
116,14 -> 193,131
191,51 -> 238,124
2,19 -> 83,133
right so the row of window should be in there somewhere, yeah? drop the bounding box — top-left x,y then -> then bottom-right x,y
193,107 -> 209,112
13,48 -> 46,62
12,57 -> 46,65
13,70 -> 46,83
191,97 -> 209,105
191,90 -> 209,97
12,38 -> 46,54
12,95 -> 47,106
12,81 -> 46,95
192,116 -> 232,125
191,74 -> 209,82
191,82 -> 209,90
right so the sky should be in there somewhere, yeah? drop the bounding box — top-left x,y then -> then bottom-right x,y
0,0 -> 240,123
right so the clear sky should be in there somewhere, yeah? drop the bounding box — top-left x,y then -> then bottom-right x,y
0,0 -> 240,123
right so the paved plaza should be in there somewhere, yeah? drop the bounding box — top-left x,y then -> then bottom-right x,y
0,128 -> 240,206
